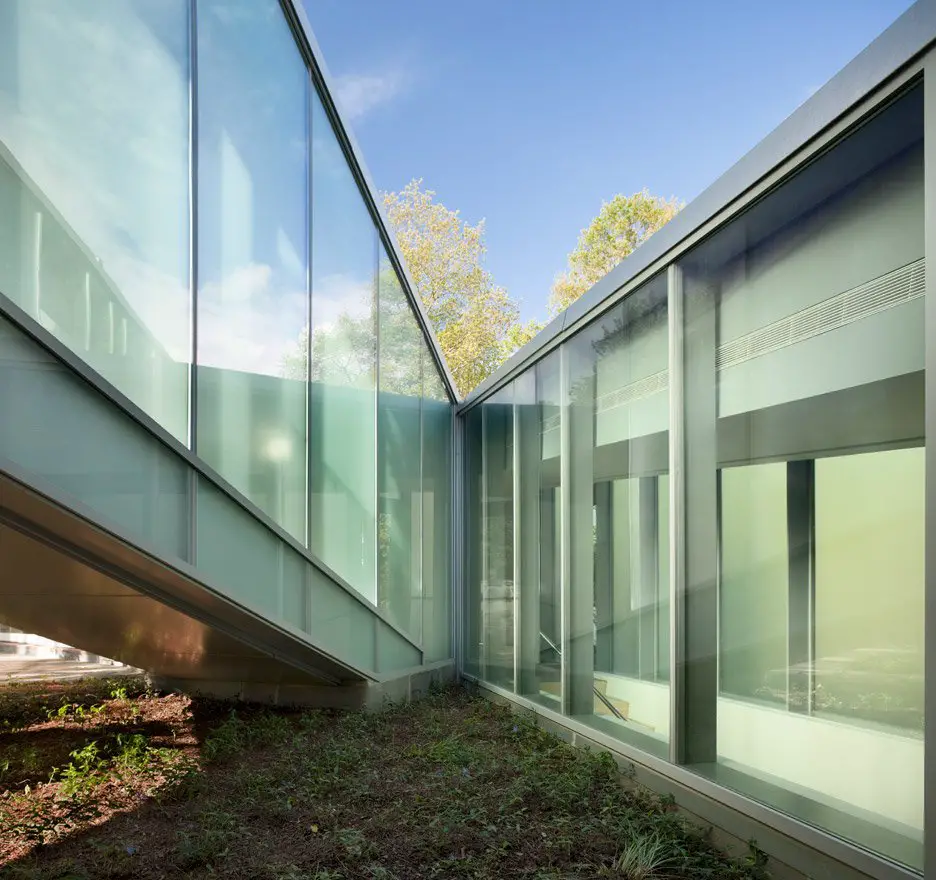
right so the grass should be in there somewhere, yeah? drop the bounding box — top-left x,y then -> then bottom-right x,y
0,677 -> 769,879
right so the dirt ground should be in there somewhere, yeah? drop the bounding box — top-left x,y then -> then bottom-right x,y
0,676 -> 767,879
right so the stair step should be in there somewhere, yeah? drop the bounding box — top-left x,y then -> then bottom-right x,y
537,680 -> 630,719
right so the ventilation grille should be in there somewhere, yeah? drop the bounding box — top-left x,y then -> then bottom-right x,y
542,413 -> 560,432
596,369 -> 668,415
717,258 -> 925,372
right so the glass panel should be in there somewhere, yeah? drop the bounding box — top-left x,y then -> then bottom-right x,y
0,0 -> 191,441
309,571 -> 376,671
195,0 -> 309,542
682,86 -> 924,869
377,251 -> 423,639
480,384 -> 515,689
309,89 -> 377,601
196,477 -> 279,619
525,353 -> 563,707
0,314 -> 190,561
813,449 -> 924,731
376,623 -> 421,673
464,404 -> 483,677
566,276 -> 669,757
421,351 -> 452,662
720,464 -> 788,703
281,546 -> 308,633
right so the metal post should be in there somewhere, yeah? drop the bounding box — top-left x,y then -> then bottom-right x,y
922,48 -> 936,880
562,339 -> 596,719
516,370 -> 541,695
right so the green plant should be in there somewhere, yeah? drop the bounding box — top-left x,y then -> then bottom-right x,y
335,827 -> 373,860
53,741 -> 107,797
175,809 -> 240,868
201,711 -> 246,763
602,832 -> 675,879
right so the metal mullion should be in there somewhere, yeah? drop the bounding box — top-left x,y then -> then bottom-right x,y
305,67 -> 314,556
480,405 -> 490,682
417,343 -> 425,651
512,395 -> 522,693
559,345 -> 572,716
667,263 -> 686,765
922,46 -> 936,880
452,406 -> 463,672
373,228 -> 380,659
304,66 -> 315,634
187,0 -> 199,564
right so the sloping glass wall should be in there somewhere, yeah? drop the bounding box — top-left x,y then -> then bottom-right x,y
0,0 -> 453,662
463,83 -> 925,870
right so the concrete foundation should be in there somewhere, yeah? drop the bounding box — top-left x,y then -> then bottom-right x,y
151,659 -> 456,710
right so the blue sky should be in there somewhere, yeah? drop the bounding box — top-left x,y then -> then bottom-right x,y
303,0 -> 914,323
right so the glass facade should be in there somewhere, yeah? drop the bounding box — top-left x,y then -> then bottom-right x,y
1,2 -> 933,876
309,89 -> 379,600
463,84 -> 927,870
377,246 -> 423,638
681,85 -> 924,868
0,0 -> 453,664
196,0 -> 310,543
0,0 -> 191,442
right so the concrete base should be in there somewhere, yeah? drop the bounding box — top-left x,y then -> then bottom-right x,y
151,659 -> 456,710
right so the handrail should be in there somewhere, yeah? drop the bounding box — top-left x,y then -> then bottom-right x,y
538,631 -> 627,723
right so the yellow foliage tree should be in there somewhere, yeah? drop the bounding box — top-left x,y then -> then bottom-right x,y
384,180 -> 540,395
550,190 -> 682,315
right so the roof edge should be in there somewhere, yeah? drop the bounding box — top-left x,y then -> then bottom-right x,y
280,0 -> 460,403
459,0 -> 936,411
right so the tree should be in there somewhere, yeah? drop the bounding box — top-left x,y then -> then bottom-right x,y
383,180 -> 540,395
550,189 -> 682,315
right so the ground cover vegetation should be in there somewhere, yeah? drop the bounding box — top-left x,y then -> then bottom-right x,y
1,676 -> 766,879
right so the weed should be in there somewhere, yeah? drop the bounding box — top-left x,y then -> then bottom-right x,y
335,827 -> 374,860
1,686 -> 765,879
53,742 -> 107,797
201,711 -> 246,763
601,832 -> 676,879
175,808 -> 241,868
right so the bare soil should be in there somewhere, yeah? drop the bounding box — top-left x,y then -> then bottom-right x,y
0,677 -> 767,879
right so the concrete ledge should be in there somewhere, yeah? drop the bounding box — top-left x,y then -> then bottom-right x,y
151,659 -> 456,710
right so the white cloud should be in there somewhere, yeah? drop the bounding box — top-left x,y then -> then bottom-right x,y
198,263 -> 308,376
332,69 -> 408,121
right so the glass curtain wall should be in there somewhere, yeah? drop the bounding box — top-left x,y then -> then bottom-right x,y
463,81 -> 925,872
681,84 -> 924,869
466,288 -> 669,757
0,0 -> 454,658
476,384 -> 516,688
195,0 -> 310,543
421,344 -> 452,662
464,405 -> 484,677
309,90 -> 379,602
377,247 -> 423,639
531,354 -> 563,708
0,0 -> 191,442
566,276 -> 670,756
